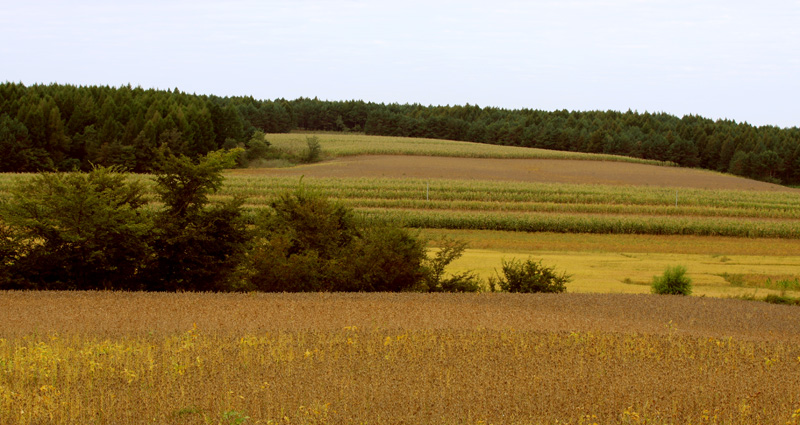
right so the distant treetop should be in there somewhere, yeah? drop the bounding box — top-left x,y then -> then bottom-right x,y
1,82 -> 798,184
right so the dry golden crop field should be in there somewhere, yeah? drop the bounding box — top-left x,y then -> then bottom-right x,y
421,230 -> 800,298
1,291 -> 800,424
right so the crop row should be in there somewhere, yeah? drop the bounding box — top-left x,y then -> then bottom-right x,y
233,196 -> 800,220
3,173 -> 799,238
223,176 -> 800,211
354,208 -> 800,238
3,173 -> 796,212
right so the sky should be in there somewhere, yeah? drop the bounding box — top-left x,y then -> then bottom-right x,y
2,0 -> 799,128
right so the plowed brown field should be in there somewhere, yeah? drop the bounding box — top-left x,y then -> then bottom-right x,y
234,155 -> 796,191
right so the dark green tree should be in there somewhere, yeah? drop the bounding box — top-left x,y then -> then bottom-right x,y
0,166 -> 151,289
0,114 -> 33,171
142,148 -> 249,291
249,187 -> 437,292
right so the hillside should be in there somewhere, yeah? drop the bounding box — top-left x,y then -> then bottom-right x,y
238,155 -> 794,191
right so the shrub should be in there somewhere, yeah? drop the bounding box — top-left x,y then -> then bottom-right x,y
417,237 -> 482,292
763,294 -> 800,306
248,187 -> 428,292
651,265 -> 692,295
299,136 -> 322,163
346,225 -> 428,292
491,258 -> 570,293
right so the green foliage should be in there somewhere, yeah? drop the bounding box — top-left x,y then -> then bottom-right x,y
6,83 -> 800,184
153,147 -> 241,218
143,149 -> 249,291
299,136 -> 322,163
763,294 -> 800,306
651,265 -> 692,295
417,237 -> 482,292
491,258 -> 570,293
347,225 -> 428,292
248,187 -> 430,292
245,131 -> 271,163
0,166 -> 150,289
249,186 -> 359,292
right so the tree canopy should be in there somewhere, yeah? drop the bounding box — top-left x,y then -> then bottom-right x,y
2,82 -> 799,184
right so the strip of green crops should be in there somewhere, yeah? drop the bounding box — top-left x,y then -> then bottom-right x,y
3,173 -> 800,238
223,176 -> 799,208
354,208 -> 800,238
218,175 -> 800,238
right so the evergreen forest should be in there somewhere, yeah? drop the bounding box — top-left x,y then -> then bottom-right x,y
2,82 -> 799,184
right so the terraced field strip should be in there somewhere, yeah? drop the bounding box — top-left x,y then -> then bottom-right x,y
267,132 -> 673,165
1,292 -> 799,424
3,170 -> 799,237
217,175 -> 800,238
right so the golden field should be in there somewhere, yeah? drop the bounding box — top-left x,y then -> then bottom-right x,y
1,291 -> 800,424
420,229 -> 800,298
3,134 -> 800,424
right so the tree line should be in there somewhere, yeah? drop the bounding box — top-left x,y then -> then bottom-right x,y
2,82 -> 799,184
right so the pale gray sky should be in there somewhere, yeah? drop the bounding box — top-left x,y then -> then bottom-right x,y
2,0 -> 798,127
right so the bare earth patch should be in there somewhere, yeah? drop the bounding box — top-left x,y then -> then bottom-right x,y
233,155 -> 796,191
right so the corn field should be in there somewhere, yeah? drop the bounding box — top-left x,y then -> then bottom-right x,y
221,176 -> 800,238
2,171 -> 799,238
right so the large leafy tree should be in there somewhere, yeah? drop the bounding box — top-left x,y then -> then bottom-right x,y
0,166 -> 150,289
141,148 -> 249,291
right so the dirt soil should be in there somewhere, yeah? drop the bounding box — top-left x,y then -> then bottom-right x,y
233,155 -> 797,191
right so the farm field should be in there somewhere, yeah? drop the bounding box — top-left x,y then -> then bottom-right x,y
1,291 -> 800,424
226,133 -> 800,296
420,229 -> 800,298
2,134 -> 799,296
266,132 -> 673,164
3,134 -> 800,424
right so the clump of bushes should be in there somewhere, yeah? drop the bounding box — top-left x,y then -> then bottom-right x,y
0,150 -> 479,292
247,187 -> 477,292
651,265 -> 692,295
228,132 -> 324,168
489,258 -> 570,293
417,237 -> 482,292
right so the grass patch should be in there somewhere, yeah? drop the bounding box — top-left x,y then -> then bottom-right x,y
267,132 -> 676,165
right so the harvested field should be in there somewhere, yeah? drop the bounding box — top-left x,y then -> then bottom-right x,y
2,291 -> 799,339
1,292 -> 800,424
233,155 -> 796,191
